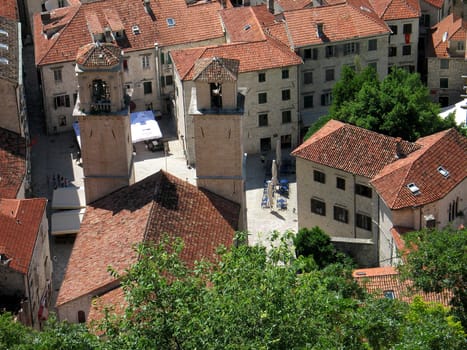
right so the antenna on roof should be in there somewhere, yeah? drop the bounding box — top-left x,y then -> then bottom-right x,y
442,31 -> 448,42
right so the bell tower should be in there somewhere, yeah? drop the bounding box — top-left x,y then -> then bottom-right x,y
73,42 -> 135,204
190,57 -> 246,230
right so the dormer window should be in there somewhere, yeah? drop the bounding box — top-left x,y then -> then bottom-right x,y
407,183 -> 420,195
437,166 -> 449,178
316,23 -> 324,38
167,18 -> 175,27
132,25 -> 140,35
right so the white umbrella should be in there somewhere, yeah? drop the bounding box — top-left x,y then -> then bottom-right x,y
267,180 -> 274,208
271,159 -> 278,187
276,139 -> 281,168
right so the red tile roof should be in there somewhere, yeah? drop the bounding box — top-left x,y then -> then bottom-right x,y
0,16 -> 19,83
283,3 -> 390,48
87,287 -> 126,325
276,0 -> 313,11
34,0 -> 226,66
368,0 -> 420,20
0,198 -> 47,274
422,0 -> 443,9
0,128 -> 26,199
0,0 -> 18,21
220,5 -> 267,43
353,266 -> 453,306
76,42 -> 122,68
171,37 -> 302,80
57,170 -> 239,307
429,13 -> 467,58
291,120 -> 420,179
371,128 -> 467,210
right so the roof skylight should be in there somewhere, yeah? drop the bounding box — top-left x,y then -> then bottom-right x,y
383,290 -> 395,299
437,166 -> 449,178
243,24 -> 251,31
167,18 -> 175,27
132,25 -> 140,35
407,183 -> 420,195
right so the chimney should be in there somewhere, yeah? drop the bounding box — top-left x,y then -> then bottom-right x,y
316,23 -> 324,38
395,137 -> 404,158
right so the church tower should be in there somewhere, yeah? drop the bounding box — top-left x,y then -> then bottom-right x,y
73,42 -> 135,204
190,57 -> 246,230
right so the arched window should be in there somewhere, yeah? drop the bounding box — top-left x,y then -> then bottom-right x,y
77,310 -> 86,323
91,79 -> 110,103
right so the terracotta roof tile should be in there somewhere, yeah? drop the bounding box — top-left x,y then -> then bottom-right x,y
0,16 -> 19,82
0,128 -> 26,199
422,0 -> 443,9
368,0 -> 420,20
34,0 -> 226,67
0,0 -> 18,21
57,170 -> 240,307
429,13 -> 467,58
277,0 -> 313,11
0,198 -> 47,274
353,266 -> 453,306
283,3 -> 390,48
88,287 -> 126,325
220,6 -> 267,43
291,120 -> 420,179
171,38 -> 302,81
371,128 -> 467,209
76,42 -> 122,68
193,57 -> 239,82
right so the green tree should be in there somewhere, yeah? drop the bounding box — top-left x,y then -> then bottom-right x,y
399,226 -> 467,329
305,66 -> 459,141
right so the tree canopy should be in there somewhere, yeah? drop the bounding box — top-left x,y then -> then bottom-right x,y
305,66 -> 460,141
399,226 -> 467,329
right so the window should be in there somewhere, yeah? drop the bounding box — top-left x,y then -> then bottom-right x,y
160,52 -> 165,64
325,68 -> 334,81
403,23 -> 412,34
167,18 -> 176,27
258,113 -> 268,127
281,134 -> 292,148
53,69 -> 62,83
420,14 -> 430,27
142,55 -> 150,69
368,39 -> 377,51
389,25 -> 398,35
439,96 -> 449,107
388,47 -> 397,57
58,0 -> 65,7
143,81 -> 152,94
321,92 -> 332,106
355,184 -> 372,198
368,62 -> 377,70
343,42 -> 359,55
440,59 -> 449,69
334,206 -> 349,223
336,177 -> 345,190
303,94 -> 313,108
440,78 -> 448,89
282,110 -> 292,124
258,72 -> 266,82
402,45 -> 411,56
258,92 -> 267,104
313,170 -> 325,183
457,41 -> 465,51
383,290 -> 395,299
73,93 -> 77,104
311,198 -> 326,216
160,76 -> 166,88
58,115 -> 66,126
282,89 -> 291,101
165,75 -> 173,86
260,137 -> 271,152
356,213 -> 372,230
53,94 -> 70,109
282,69 -> 289,79
303,48 -> 318,60
78,311 -> 86,323
325,45 -> 336,58
304,71 -> 313,84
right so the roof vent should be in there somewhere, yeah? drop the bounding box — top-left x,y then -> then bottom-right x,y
437,166 -> 449,178
167,18 -> 175,27
243,24 -> 251,31
0,29 -> 8,36
0,57 -> 8,65
407,183 -> 420,195
0,43 -> 8,50
132,25 -> 140,35
355,271 -> 366,276
360,5 -> 372,13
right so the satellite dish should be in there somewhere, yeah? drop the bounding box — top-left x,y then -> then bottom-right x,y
442,31 -> 448,42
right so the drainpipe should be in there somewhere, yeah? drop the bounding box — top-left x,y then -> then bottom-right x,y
154,43 -> 163,113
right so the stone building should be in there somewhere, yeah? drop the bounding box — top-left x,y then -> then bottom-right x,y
292,120 -> 466,267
